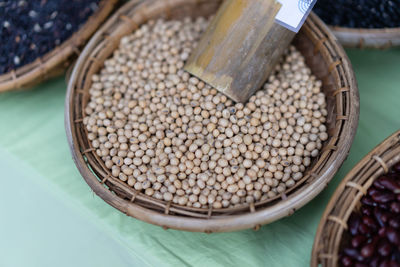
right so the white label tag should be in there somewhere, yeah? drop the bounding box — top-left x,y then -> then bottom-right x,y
275,0 -> 317,33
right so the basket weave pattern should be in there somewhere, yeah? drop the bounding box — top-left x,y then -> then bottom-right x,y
65,0 -> 359,232
331,26 -> 400,49
0,0 -> 118,93
312,130 -> 400,266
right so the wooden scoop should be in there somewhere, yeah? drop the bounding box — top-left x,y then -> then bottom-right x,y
184,0 -> 296,103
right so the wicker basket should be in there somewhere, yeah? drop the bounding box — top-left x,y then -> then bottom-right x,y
0,0 -> 118,93
312,130 -> 400,266
330,26 -> 400,49
65,0 -> 359,232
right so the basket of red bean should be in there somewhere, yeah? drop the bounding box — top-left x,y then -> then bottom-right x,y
312,130 -> 400,266
0,0 -> 117,93
314,0 -> 400,48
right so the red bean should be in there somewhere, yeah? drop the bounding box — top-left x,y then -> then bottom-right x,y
386,227 -> 400,245
379,227 -> 387,237
359,223 -> 371,235
369,257 -> 380,267
341,255 -> 353,267
378,240 -> 392,257
372,192 -> 396,203
361,206 -> 373,216
352,235 -> 367,248
389,217 -> 400,228
390,202 -> 400,213
378,176 -> 400,193
363,215 -> 378,230
393,162 -> 400,173
341,163 -> 400,266
349,214 -> 361,235
380,260 -> 391,267
362,196 -> 378,207
344,248 -> 364,261
374,179 -> 386,189
388,261 -> 400,267
361,242 -> 376,258
375,208 -> 386,227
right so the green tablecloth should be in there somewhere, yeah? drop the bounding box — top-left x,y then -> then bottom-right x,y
1,48 -> 399,267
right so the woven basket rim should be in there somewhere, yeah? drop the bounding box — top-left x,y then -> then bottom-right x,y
331,25 -> 400,34
65,0 -> 359,232
311,130 -> 400,267
328,24 -> 400,49
0,0 -> 118,93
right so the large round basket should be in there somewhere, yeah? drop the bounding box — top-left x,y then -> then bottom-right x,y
65,0 -> 359,233
330,26 -> 400,49
311,130 -> 400,266
0,0 -> 118,93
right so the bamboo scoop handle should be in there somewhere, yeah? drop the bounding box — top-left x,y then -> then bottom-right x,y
184,0 -> 296,103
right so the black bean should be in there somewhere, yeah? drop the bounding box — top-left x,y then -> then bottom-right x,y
0,0 -> 101,74
314,0 -> 400,29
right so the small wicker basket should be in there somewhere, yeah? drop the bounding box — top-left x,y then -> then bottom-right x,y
312,130 -> 400,267
65,0 -> 360,232
331,26 -> 400,49
0,0 -> 118,93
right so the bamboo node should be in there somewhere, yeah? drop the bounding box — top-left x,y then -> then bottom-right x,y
327,215 -> 348,230
372,155 -> 389,173
345,181 -> 367,195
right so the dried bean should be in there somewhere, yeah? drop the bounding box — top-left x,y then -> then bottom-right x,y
1,1 -> 100,74
378,240 -> 393,257
351,235 -> 367,248
314,0 -> 400,29
340,162 -> 400,266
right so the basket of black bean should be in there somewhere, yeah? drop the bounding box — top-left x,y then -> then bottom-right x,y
0,0 -> 118,93
314,0 -> 400,49
312,130 -> 400,267
65,0 -> 359,232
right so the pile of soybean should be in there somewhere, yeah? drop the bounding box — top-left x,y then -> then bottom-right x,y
84,18 -> 329,209
0,0 -> 101,75
314,0 -> 400,29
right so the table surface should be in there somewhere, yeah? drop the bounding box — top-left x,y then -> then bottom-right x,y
1,48 -> 399,267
